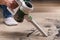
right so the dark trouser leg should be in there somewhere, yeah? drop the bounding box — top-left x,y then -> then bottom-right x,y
0,5 -> 12,18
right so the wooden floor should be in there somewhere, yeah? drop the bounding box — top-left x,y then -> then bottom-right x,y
0,2 -> 60,40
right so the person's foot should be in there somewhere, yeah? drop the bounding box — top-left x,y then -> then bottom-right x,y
4,17 -> 18,26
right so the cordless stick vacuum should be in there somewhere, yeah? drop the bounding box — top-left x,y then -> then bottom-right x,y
14,0 -> 48,37
7,0 -> 48,36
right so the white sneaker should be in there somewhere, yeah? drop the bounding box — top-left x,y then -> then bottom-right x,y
4,17 -> 18,26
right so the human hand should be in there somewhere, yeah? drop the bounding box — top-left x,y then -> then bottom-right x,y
4,0 -> 14,7
3,0 -> 18,9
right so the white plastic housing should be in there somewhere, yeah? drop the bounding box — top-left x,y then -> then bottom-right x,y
20,1 -> 33,14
